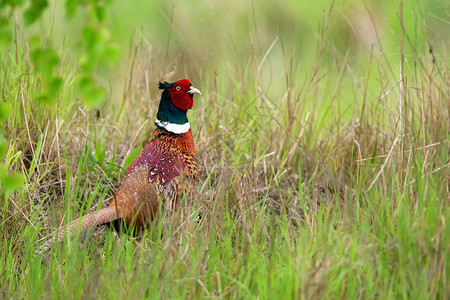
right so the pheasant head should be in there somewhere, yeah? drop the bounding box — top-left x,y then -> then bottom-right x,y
156,79 -> 202,134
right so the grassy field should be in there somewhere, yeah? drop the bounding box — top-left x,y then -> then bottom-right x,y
1,0 -> 449,298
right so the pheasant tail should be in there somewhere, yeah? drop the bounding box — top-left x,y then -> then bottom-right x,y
40,206 -> 123,253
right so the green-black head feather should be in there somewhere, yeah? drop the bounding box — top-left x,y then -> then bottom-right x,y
158,81 -> 174,90
156,82 -> 188,125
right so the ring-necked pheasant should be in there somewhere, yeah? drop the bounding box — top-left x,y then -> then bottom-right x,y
43,79 -> 201,249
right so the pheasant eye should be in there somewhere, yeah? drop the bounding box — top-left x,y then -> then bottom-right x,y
176,86 -> 181,91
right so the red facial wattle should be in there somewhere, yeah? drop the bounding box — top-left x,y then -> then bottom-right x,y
169,79 -> 196,111
171,90 -> 193,110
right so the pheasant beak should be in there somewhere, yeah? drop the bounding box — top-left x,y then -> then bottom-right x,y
187,86 -> 202,95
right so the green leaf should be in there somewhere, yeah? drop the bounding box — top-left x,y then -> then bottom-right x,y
77,75 -> 94,95
0,18 -> 11,48
65,0 -> 79,18
46,76 -> 63,97
29,35 -> 41,48
24,0 -> 49,26
95,5 -> 106,22
2,0 -> 26,8
0,102 -> 11,123
0,139 -> 7,159
30,49 -> 62,104
123,146 -> 142,171
7,151 -> 23,169
34,92 -> 53,105
3,172 -> 25,195
103,44 -> 119,66
83,145 -> 97,164
0,164 -> 7,181
83,145 -> 97,172
95,139 -> 106,165
83,86 -> 105,107
106,149 -> 117,178
82,26 -> 101,50
31,47 -> 60,78
77,76 -> 106,106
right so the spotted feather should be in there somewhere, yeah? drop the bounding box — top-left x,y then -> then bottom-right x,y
41,79 -> 200,252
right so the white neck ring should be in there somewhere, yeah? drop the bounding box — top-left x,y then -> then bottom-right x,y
155,119 -> 190,134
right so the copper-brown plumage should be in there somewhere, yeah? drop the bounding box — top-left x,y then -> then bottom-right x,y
108,127 -> 197,228
42,79 -> 201,250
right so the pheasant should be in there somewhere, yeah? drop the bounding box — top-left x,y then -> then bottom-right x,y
44,79 -> 201,248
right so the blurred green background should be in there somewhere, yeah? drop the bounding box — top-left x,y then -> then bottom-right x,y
0,1 -> 448,298
19,0 -> 447,102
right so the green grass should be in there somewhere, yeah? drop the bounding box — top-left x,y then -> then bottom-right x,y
1,0 -> 449,298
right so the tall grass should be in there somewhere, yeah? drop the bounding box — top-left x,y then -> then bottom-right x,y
1,0 -> 448,298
